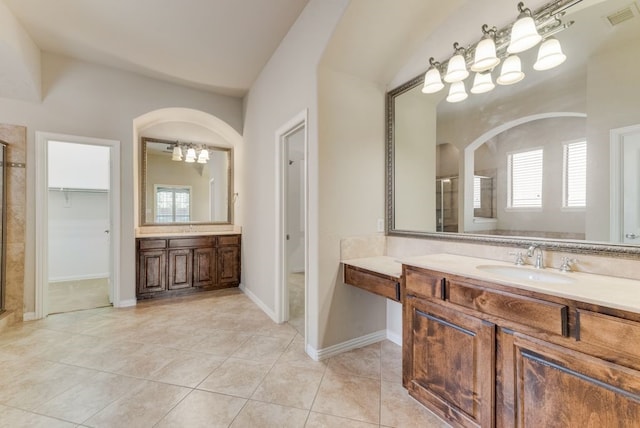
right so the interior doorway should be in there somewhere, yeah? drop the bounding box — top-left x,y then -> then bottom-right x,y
276,110 -> 308,338
611,124 -> 640,244
35,133 -> 120,318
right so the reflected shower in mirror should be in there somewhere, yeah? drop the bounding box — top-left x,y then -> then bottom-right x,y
141,137 -> 233,225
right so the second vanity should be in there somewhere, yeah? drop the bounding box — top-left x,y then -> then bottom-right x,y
343,253 -> 640,428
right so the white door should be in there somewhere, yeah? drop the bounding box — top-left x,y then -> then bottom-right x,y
623,131 -> 640,244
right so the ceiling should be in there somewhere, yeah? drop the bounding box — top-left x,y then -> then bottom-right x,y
3,0 -> 309,97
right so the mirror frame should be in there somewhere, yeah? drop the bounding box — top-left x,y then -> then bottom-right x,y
385,74 -> 640,258
140,136 -> 234,226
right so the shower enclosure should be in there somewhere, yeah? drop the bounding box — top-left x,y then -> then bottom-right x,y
436,177 -> 459,233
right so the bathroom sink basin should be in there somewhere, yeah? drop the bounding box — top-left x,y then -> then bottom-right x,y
476,265 -> 575,284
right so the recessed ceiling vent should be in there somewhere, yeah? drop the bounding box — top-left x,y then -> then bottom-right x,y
604,2 -> 639,27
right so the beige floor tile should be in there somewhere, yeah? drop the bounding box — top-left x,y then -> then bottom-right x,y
190,329 -> 252,356
326,343 -> 381,380
114,343 -> 182,378
305,411 -> 379,427
83,380 -> 190,427
277,338 -> 328,372
150,351 -> 226,387
231,335 -> 292,363
0,404 -> 76,428
198,358 -> 272,398
34,371 -> 146,424
61,339 -> 143,372
251,363 -> 324,409
380,381 -> 450,428
312,370 -> 381,424
155,390 -> 246,428
288,272 -> 305,336
0,328 -> 74,358
48,277 -> 110,314
381,340 -> 403,383
230,400 -> 309,428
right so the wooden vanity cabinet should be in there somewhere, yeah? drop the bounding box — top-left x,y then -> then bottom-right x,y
403,265 -> 640,428
137,234 -> 240,299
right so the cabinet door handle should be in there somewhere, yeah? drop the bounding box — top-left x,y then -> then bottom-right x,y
440,278 -> 447,300
625,233 -> 638,239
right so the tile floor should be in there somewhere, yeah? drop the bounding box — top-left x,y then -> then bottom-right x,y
288,272 -> 305,336
48,278 -> 111,314
0,288 -> 449,427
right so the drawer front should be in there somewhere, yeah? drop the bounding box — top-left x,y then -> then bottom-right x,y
169,237 -> 215,248
404,267 -> 444,300
138,239 -> 167,250
577,310 -> 640,358
344,265 -> 400,302
448,281 -> 568,336
218,235 -> 241,246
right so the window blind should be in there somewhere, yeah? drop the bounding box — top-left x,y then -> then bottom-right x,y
508,148 -> 543,208
563,141 -> 587,208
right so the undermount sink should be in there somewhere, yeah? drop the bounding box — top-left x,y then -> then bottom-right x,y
476,264 -> 575,284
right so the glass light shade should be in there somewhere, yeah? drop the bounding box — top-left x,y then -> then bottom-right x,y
444,54 -> 469,83
507,15 -> 542,54
471,37 -> 500,72
533,38 -> 566,71
185,147 -> 197,163
446,81 -> 468,103
471,72 -> 495,94
171,146 -> 182,161
197,149 -> 209,164
497,55 -> 525,85
422,67 -> 444,93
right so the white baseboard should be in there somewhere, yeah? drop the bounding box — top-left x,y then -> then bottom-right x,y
386,329 -> 402,346
114,299 -> 137,308
23,312 -> 36,321
306,329 -> 387,361
239,284 -> 278,323
49,273 -> 110,283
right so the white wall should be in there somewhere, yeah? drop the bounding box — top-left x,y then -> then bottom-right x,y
241,0 -> 349,348
0,52 -> 242,310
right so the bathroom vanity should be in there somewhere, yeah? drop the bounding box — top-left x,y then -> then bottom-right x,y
343,253 -> 640,427
136,233 -> 241,299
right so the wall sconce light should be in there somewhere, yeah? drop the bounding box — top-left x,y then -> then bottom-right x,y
197,148 -> 209,164
508,2 -> 542,54
444,43 -> 469,83
184,147 -> 197,163
171,145 -> 183,161
420,0 -> 575,104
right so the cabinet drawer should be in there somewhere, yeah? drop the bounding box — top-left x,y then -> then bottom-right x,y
138,239 -> 167,250
218,235 -> 241,246
448,281 -> 568,336
169,237 -> 215,248
344,265 -> 400,302
404,267 -> 444,300
577,310 -> 640,358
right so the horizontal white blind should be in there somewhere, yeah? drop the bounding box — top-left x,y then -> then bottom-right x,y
473,176 -> 481,209
508,149 -> 543,208
563,141 -> 587,207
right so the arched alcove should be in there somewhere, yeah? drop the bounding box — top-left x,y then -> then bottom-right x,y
133,107 -> 243,230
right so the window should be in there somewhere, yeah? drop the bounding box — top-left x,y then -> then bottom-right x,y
473,176 -> 482,209
563,140 -> 587,208
508,148 -> 543,209
155,186 -> 191,223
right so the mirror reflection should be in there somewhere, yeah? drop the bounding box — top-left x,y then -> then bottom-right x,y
141,137 -> 232,225
389,0 -> 640,247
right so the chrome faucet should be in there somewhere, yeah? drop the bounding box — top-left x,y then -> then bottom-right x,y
527,245 -> 544,269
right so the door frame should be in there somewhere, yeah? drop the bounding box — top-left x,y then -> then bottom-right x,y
610,124 -> 640,243
275,110 -> 308,334
35,132 -> 121,319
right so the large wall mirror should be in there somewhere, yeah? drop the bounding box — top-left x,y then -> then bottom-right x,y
141,137 -> 233,225
387,0 -> 640,255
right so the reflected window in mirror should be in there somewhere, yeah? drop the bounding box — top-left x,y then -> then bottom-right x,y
141,137 -> 233,226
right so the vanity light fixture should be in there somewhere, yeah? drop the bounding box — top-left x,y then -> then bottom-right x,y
533,37 -> 567,70
197,148 -> 209,164
497,55 -> 525,85
444,43 -> 469,83
184,147 -> 197,163
508,2 -> 542,54
170,142 -> 215,164
471,71 -> 495,94
471,25 -> 500,72
446,81 -> 468,103
420,0 -> 577,103
422,58 -> 445,93
171,145 -> 183,161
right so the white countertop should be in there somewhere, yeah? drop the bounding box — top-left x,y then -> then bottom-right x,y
136,231 -> 240,238
342,256 -> 403,278
400,253 -> 640,315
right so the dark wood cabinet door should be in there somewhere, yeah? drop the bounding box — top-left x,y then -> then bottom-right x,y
193,247 -> 215,288
501,332 -> 640,428
217,246 -> 240,285
168,248 -> 193,290
404,297 -> 495,428
137,250 -> 167,294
